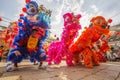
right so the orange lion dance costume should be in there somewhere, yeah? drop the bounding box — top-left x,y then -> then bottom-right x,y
69,16 -> 112,68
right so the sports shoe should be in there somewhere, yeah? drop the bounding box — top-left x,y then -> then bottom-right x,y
6,62 -> 18,72
38,62 -> 47,69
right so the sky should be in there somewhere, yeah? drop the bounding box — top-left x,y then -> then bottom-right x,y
0,0 -> 120,38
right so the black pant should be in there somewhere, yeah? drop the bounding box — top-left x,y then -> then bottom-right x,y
0,57 -> 2,62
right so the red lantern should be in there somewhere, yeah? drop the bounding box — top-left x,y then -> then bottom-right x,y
108,19 -> 112,23
0,18 -> 2,21
20,13 -> 24,16
26,0 -> 31,3
22,7 -> 27,13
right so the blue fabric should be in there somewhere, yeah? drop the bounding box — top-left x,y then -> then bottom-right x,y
37,11 -> 51,29
7,1 -> 50,64
8,47 -> 29,63
26,1 -> 38,16
8,46 -> 47,63
26,1 -> 38,9
35,49 -> 46,61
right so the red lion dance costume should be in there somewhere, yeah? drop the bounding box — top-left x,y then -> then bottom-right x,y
48,13 -> 81,66
96,38 -> 110,62
70,16 -> 112,68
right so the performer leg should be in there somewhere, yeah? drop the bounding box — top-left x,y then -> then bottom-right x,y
6,48 -> 23,72
66,50 -> 74,66
92,52 -> 100,66
35,49 -> 47,69
0,57 -> 2,62
72,52 -> 80,65
47,47 -> 54,65
82,48 -> 93,68
54,50 -> 62,64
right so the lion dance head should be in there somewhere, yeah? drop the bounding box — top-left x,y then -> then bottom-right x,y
90,16 -> 112,35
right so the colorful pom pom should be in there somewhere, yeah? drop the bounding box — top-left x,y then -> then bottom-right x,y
108,19 -> 112,23
25,0 -> 31,3
22,7 -> 27,13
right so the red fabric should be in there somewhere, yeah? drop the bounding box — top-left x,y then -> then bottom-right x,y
19,38 -> 28,47
0,49 -> 4,57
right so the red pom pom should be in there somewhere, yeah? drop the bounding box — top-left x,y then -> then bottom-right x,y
18,19 -> 22,22
22,7 -> 27,13
26,0 -> 31,3
20,13 -> 24,16
108,19 -> 112,23
0,17 -> 2,21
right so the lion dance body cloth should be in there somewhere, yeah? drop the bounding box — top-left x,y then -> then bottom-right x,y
69,16 -> 112,68
48,13 -> 81,66
6,0 -> 51,71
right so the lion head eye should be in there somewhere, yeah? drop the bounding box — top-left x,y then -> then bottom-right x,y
65,16 -> 69,22
29,4 -> 35,8
27,3 -> 38,16
94,18 -> 103,25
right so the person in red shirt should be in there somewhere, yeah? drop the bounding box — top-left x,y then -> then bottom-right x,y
0,46 -> 4,62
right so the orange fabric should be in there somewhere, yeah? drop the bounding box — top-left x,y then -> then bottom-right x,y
92,51 -> 100,65
96,52 -> 106,62
72,52 -> 80,64
97,40 -> 110,62
70,28 -> 101,68
69,16 -> 110,68
70,28 -> 92,52
91,16 -> 109,35
82,48 -> 93,68
70,27 -> 101,53
100,40 -> 110,53
82,48 -> 99,68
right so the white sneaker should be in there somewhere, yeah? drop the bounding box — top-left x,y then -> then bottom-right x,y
38,62 -> 47,70
6,62 -> 18,72
34,61 -> 39,65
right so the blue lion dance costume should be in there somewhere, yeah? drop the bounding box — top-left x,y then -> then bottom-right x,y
6,0 -> 51,71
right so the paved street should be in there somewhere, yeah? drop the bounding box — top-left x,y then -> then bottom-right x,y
0,60 -> 120,80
